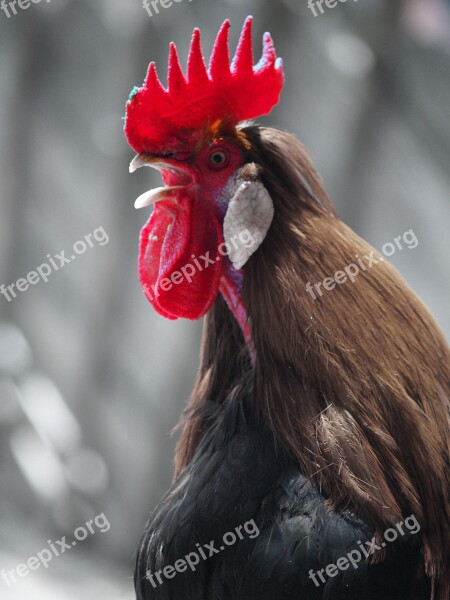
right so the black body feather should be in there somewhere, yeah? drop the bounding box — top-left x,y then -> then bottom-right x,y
135,379 -> 426,600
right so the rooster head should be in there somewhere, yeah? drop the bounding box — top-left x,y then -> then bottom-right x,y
124,17 -> 284,321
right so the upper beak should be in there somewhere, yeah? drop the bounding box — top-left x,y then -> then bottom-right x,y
129,153 -> 191,209
129,153 -> 172,174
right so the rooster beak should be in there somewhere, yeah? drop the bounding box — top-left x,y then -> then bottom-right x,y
129,153 -> 192,209
133,186 -> 186,209
129,153 -> 172,174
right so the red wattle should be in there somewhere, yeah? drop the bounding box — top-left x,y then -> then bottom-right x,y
138,195 -> 224,320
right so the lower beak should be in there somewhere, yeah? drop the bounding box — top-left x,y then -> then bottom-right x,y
134,186 -> 185,209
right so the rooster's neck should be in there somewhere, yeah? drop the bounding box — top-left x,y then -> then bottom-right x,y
219,263 -> 255,364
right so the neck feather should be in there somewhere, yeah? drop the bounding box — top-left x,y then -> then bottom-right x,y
175,127 -> 450,595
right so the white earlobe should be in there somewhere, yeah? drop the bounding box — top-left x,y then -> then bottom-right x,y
223,180 -> 274,270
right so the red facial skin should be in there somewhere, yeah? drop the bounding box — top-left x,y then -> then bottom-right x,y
139,139 -> 247,324
161,140 -> 245,210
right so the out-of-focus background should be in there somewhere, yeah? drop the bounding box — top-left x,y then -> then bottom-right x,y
0,0 -> 449,597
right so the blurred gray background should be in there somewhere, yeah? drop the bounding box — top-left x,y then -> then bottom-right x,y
0,0 -> 449,597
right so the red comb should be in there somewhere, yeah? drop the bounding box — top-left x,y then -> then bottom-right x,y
124,17 -> 284,154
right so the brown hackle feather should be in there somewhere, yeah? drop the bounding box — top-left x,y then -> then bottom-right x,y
173,126 -> 450,600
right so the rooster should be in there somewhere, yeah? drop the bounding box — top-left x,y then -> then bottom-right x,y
124,18 -> 450,600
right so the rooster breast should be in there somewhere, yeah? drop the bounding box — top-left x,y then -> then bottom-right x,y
135,383 -> 426,600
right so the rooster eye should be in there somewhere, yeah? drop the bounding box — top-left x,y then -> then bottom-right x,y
208,149 -> 229,170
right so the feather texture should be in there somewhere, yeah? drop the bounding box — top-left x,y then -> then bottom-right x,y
173,126 -> 450,599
